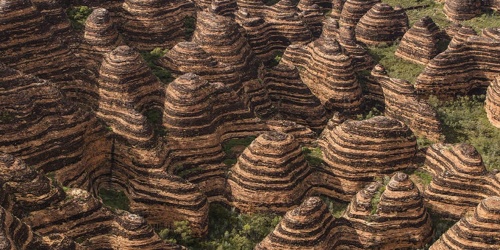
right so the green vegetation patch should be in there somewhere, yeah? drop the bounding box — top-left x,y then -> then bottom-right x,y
370,185 -> 386,215
158,203 -> 281,249
413,169 -> 433,186
98,188 -> 130,211
320,196 -> 349,218
222,136 -> 256,156
67,6 -> 92,30
144,108 -> 167,137
368,44 -> 425,84
141,48 -> 174,84
302,147 -> 323,167
462,10 -> 500,33
184,16 -> 196,40
429,95 -> 500,170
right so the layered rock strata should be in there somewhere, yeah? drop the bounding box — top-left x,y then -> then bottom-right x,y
415,26 -> 500,95
395,16 -> 442,65
80,8 -> 123,76
163,73 -> 265,200
281,37 -> 363,113
255,197 -> 342,249
370,64 -> 442,141
355,3 -> 409,46
339,0 -> 381,27
0,0 -> 92,107
266,120 -> 316,145
234,0 -> 314,60
430,196 -> 500,250
0,63 -> 111,192
96,53 -> 208,235
344,172 -> 433,249
227,131 -> 312,212
486,75 -> 500,128
443,0 -> 481,21
0,153 -> 180,249
261,63 -> 327,131
424,143 -> 500,218
318,116 -> 417,200
120,0 -> 195,50
97,45 -> 163,115
0,205 -> 78,250
322,18 -> 374,70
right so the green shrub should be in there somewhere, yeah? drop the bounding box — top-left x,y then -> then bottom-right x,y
431,95 -> 500,170
141,48 -> 174,84
67,6 -> 92,30
320,196 -> 349,218
368,44 -> 425,83
158,204 -> 281,249
462,10 -> 500,33
302,147 -> 323,167
98,188 -> 130,211
184,16 -> 196,40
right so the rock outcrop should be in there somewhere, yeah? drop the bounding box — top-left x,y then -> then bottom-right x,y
355,3 -> 409,46
424,143 -> 500,218
80,8 -> 123,76
228,131 -> 312,213
344,172 -> 433,249
255,197 -> 341,249
281,38 -> 363,113
486,75 -> 500,128
0,205 -> 78,250
339,0 -> 381,27
370,64 -> 442,141
395,16 -> 442,65
318,116 -> 417,200
415,26 -> 500,96
234,0 -> 314,60
97,45 -> 163,115
261,63 -> 327,131
443,0 -> 481,21
120,0 -> 195,50
266,120 -> 317,145
0,0 -> 92,107
0,152 -> 180,249
0,63 -> 111,192
322,18 -> 374,71
430,196 -> 500,250
163,73 -> 265,199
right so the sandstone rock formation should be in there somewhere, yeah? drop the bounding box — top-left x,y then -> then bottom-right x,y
97,45 -> 163,115
318,116 -> 417,200
228,131 -> 312,212
370,64 -> 442,141
163,73 -> 266,200
234,0 -> 314,60
322,18 -> 374,70
266,120 -> 317,145
395,16 -> 442,65
424,143 -> 500,218
120,0 -> 195,50
343,172 -> 433,249
31,0 -> 75,44
0,205 -> 79,250
0,0 -> 91,106
80,8 -> 123,76
355,3 -> 409,46
261,63 -> 327,131
486,75 -> 500,128
0,63 -> 111,192
339,0 -> 381,27
415,26 -> 500,96
255,197 -> 341,249
443,0 -> 481,21
281,38 -> 363,113
430,196 -> 500,249
0,152 -> 180,249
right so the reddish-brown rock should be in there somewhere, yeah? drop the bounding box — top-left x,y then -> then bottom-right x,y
355,3 -> 409,46
395,16 -> 442,65
228,131 -> 312,212
318,116 -> 417,200
486,75 -> 500,128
